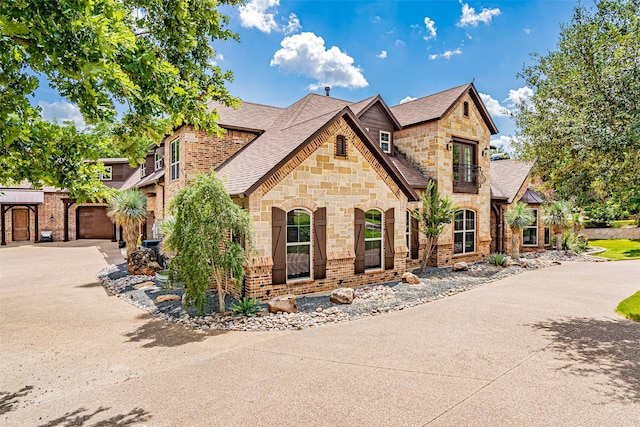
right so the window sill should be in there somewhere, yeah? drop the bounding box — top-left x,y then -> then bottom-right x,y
286,277 -> 313,285
364,268 -> 384,274
453,252 -> 475,257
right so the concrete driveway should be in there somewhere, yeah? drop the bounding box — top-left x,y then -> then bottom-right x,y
1,241 -> 639,426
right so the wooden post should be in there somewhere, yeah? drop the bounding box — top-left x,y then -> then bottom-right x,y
34,204 -> 39,243
1,204 -> 6,246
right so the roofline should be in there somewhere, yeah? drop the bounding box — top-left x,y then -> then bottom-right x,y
355,95 -> 403,130
217,124 -> 265,134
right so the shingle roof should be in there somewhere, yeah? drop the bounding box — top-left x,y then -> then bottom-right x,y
389,153 -> 430,189
207,100 -> 284,131
120,167 -> 165,190
390,84 -> 471,127
490,159 -> 534,203
519,188 -> 545,204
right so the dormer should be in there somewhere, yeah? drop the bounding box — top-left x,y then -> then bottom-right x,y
351,96 -> 402,156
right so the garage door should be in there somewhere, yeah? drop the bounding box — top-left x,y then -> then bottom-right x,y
77,207 -> 113,239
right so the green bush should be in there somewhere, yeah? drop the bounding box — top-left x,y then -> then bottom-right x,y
488,252 -> 509,267
561,232 -> 588,253
231,297 -> 262,317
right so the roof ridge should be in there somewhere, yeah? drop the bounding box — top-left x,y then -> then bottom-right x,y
390,83 -> 471,108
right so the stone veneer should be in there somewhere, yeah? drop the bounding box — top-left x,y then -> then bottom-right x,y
394,91 -> 493,265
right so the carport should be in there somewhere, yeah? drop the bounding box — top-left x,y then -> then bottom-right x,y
0,189 -> 42,245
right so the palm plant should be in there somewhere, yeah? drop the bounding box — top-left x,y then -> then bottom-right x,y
570,211 -> 585,234
107,189 -> 147,260
543,200 -> 571,251
504,202 -> 535,260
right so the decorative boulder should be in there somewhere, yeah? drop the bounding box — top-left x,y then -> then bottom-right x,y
452,262 -> 469,271
128,248 -> 162,276
156,294 -> 180,302
268,295 -> 297,314
133,281 -> 155,290
330,288 -> 355,304
401,272 -> 421,285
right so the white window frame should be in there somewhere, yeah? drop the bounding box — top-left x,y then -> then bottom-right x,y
155,152 -> 163,171
544,226 -> 551,246
380,131 -> 391,153
170,139 -> 180,180
140,162 -> 146,178
405,210 -> 411,259
364,209 -> 383,270
454,209 -> 476,255
286,209 -> 312,282
522,208 -> 538,246
100,166 -> 112,181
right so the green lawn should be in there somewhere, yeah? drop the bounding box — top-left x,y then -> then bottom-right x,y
616,291 -> 640,322
589,239 -> 640,260
611,219 -> 637,228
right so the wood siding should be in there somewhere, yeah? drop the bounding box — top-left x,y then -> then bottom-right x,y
359,103 -> 395,154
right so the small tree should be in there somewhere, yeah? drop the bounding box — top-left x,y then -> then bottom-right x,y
413,181 -> 457,273
166,172 -> 252,315
544,200 -> 571,251
107,189 -> 147,260
504,202 -> 535,260
570,211 -> 585,234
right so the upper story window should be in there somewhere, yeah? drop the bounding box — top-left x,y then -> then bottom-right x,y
463,101 -> 470,117
523,209 -> 539,246
335,135 -> 347,158
454,209 -> 475,255
365,209 -> 383,270
99,166 -> 112,181
286,209 -> 311,281
155,152 -> 163,171
380,131 -> 391,153
140,163 -> 146,178
170,139 -> 180,180
452,139 -> 484,194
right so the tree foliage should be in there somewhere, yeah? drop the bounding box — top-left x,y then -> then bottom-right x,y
513,0 -> 640,213
543,200 -> 572,251
413,181 -> 457,273
504,201 -> 535,260
1,0 -> 241,193
166,172 -> 252,315
107,188 -> 147,260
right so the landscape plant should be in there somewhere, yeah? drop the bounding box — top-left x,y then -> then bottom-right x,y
165,172 -> 252,315
544,200 -> 572,251
504,202 -> 535,260
413,181 -> 457,273
107,189 -> 147,261
231,298 -> 262,317
488,253 -> 509,267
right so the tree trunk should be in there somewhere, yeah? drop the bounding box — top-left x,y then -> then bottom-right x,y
555,232 -> 563,251
123,223 -> 140,261
511,230 -> 521,260
419,236 -> 436,274
213,267 -> 226,313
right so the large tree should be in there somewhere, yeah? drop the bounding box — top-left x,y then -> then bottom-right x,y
1,0 -> 241,196
513,0 -> 640,215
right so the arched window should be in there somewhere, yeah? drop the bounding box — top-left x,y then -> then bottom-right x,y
286,209 -> 311,280
364,209 -> 383,269
335,135 -> 347,157
454,209 -> 475,254
463,101 -> 469,117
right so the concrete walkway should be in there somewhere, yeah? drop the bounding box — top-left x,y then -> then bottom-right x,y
1,241 -> 638,426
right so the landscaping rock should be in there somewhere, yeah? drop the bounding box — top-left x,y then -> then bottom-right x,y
133,281 -> 155,290
401,272 -> 421,285
128,248 -> 162,276
268,295 -> 297,314
156,294 -> 180,302
330,288 -> 355,304
452,262 -> 469,271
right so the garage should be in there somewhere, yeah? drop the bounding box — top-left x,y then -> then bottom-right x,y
76,206 -> 114,239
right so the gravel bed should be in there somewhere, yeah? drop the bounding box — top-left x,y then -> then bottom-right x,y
97,250 -> 606,332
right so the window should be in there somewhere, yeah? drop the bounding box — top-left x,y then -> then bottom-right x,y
523,208 -> 538,246
452,139 -> 479,193
155,152 -> 163,171
365,209 -> 383,269
140,163 -> 146,178
286,209 -> 311,281
463,101 -> 469,117
380,131 -> 391,153
544,226 -> 551,246
99,166 -> 112,181
406,210 -> 411,258
454,209 -> 475,254
170,139 -> 180,180
335,135 -> 347,158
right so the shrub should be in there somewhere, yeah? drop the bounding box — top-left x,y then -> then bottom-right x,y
561,232 -> 588,253
231,298 -> 262,317
488,252 -> 509,267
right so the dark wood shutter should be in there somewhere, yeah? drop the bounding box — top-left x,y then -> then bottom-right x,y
354,208 -> 365,274
411,214 -> 419,260
313,207 -> 327,280
272,207 -> 287,285
385,208 -> 395,270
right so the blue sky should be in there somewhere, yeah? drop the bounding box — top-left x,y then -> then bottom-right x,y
35,0 -> 579,151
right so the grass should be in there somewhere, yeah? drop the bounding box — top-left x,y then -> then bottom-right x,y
589,239 -> 640,260
616,291 -> 640,322
611,219 -> 637,228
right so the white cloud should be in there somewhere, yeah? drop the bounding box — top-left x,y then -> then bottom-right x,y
423,17 -> 437,40
429,48 -> 462,60
395,39 -> 406,46
399,96 -> 417,104
506,87 -> 534,107
523,26 -> 532,34
270,32 -> 368,90
38,101 -> 85,129
457,2 -> 501,27
491,135 -> 518,153
376,50 -> 388,59
239,0 -> 300,34
479,93 -> 510,117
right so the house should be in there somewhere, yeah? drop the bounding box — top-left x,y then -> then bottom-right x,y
490,159 -> 549,254
159,82 -> 498,299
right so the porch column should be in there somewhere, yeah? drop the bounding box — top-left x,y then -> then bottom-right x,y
1,204 -> 5,246
34,204 -> 40,243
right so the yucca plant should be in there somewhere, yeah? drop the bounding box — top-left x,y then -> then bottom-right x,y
504,202 -> 535,260
231,297 -> 262,317
107,189 -> 147,260
488,252 -> 509,267
544,200 -> 572,251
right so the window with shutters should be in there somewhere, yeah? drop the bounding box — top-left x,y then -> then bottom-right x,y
454,209 -> 476,254
335,135 -> 347,158
286,209 -> 311,281
365,209 -> 383,270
